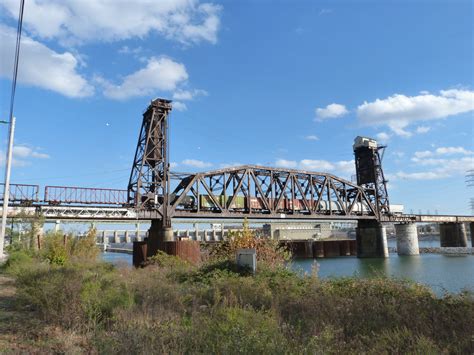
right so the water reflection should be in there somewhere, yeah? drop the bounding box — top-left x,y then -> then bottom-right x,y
293,253 -> 474,295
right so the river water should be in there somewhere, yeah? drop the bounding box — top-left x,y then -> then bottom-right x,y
101,239 -> 474,295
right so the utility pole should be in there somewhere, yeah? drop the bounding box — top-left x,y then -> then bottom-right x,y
1,0 -> 25,259
0,117 -> 16,258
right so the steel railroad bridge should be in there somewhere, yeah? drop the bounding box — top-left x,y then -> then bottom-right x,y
2,98 -> 473,257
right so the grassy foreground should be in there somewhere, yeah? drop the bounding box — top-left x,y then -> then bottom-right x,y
1,248 -> 473,354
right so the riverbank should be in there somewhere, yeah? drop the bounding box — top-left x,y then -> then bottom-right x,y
387,246 -> 474,255
1,249 -> 473,353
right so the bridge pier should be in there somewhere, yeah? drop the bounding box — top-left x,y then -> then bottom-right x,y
470,222 -> 474,248
146,219 -> 174,257
395,223 -> 419,255
54,220 -> 61,232
440,222 -> 468,247
356,220 -> 388,258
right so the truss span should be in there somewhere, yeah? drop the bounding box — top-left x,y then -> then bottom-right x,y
167,165 -> 380,220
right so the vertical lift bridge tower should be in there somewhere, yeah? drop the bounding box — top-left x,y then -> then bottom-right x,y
353,136 -> 390,257
128,98 -> 174,257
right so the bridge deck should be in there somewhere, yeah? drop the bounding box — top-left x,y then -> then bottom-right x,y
1,205 -> 473,223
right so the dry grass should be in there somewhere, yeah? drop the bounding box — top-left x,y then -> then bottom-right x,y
2,247 -> 474,354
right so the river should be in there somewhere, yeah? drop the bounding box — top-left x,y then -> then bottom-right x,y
101,239 -> 474,295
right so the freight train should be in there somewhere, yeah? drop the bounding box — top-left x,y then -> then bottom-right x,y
176,195 -> 404,215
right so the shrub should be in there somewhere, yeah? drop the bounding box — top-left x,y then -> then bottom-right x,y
183,307 -> 290,354
206,219 -> 290,268
69,225 -> 100,262
41,231 -> 70,265
13,262 -> 133,331
2,248 -> 37,275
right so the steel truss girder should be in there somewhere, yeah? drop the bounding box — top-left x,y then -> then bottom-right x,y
38,206 -> 137,220
168,165 -> 378,218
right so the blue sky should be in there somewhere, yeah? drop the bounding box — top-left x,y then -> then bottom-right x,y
0,0 -> 473,215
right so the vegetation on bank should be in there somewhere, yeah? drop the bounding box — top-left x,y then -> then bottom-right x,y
0,223 -> 473,353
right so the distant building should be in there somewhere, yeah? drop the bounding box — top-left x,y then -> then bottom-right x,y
263,221 -> 357,241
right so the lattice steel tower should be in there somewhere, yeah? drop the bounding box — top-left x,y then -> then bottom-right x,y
128,98 -> 172,226
353,136 -> 390,218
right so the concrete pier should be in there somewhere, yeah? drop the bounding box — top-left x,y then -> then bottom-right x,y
313,242 -> 324,258
395,223 -> 419,256
146,219 -> 174,257
356,220 -> 388,258
440,222 -> 468,247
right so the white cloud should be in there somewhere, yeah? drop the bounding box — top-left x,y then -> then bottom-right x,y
334,160 -> 356,175
394,148 -> 474,180
315,103 -> 348,121
275,159 -> 298,169
172,101 -> 188,111
435,147 -> 472,155
394,171 -> 447,180
415,126 -> 431,134
304,135 -> 319,141
181,159 -> 212,168
0,25 -> 93,98
375,132 -> 390,142
0,0 -> 222,46
276,159 -> 355,176
394,157 -> 474,181
99,57 -> 188,100
173,89 -> 208,101
13,146 -> 50,159
0,145 -> 49,167
300,159 -> 335,171
219,162 -> 243,168
413,150 -> 432,159
413,146 -> 473,159
357,89 -> 474,136
170,162 -> 179,169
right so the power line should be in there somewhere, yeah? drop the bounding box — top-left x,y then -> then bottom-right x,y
8,0 -> 25,124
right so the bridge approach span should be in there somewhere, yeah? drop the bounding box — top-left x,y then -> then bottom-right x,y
1,205 -> 473,223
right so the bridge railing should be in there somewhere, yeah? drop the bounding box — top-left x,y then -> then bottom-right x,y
44,186 -> 128,205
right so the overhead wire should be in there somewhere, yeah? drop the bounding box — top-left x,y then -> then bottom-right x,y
8,0 -> 25,124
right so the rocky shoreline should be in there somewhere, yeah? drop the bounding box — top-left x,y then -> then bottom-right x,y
388,246 -> 474,255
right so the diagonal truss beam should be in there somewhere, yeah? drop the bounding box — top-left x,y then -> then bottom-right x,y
167,165 -> 379,219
